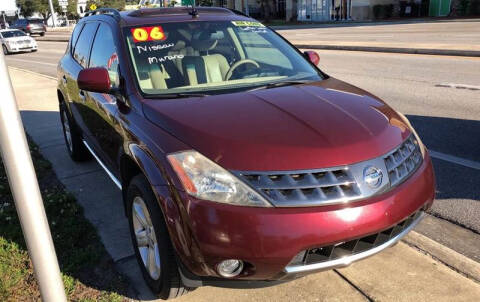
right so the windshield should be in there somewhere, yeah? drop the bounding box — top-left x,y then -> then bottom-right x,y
1,30 -> 27,38
124,21 -> 322,96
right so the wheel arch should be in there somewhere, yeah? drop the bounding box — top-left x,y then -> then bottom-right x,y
120,145 -> 196,272
119,144 -> 169,214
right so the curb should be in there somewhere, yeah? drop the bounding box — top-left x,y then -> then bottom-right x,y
8,66 -> 57,81
294,44 -> 480,57
36,38 -> 70,42
404,231 -> 480,283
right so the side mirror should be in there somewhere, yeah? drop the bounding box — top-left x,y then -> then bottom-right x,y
77,67 -> 111,93
304,51 -> 320,66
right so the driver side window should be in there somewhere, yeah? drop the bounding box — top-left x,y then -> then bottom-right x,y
89,24 -> 119,88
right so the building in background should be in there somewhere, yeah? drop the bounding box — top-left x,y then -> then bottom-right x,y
0,0 -> 19,25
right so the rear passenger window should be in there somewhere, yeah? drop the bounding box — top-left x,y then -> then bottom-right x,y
89,24 -> 119,87
73,22 -> 99,68
70,23 -> 84,51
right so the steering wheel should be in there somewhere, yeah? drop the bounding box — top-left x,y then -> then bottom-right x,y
225,59 -> 260,81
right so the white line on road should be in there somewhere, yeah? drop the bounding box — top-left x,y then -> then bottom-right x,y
430,150 -> 480,170
5,58 -> 57,67
436,83 -> 480,90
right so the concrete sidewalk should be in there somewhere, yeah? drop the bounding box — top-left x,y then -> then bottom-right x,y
9,67 -> 480,301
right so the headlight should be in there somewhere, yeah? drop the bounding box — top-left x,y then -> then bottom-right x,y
167,150 -> 272,207
7,40 -> 16,46
396,111 -> 425,157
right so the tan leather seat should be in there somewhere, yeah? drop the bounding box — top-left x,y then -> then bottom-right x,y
168,40 -> 198,76
182,37 -> 230,85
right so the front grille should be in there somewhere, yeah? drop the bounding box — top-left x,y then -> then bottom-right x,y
234,134 -> 423,207
288,211 -> 422,267
236,168 -> 362,207
384,135 -> 422,187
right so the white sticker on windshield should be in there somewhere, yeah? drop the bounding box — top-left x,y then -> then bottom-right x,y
136,43 -> 175,54
148,54 -> 184,65
231,21 -> 265,27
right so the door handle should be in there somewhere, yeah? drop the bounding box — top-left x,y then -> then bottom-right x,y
62,75 -> 67,84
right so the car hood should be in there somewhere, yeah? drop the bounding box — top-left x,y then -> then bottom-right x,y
143,77 -> 412,171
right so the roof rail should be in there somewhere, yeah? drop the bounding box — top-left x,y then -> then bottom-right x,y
83,8 -> 121,21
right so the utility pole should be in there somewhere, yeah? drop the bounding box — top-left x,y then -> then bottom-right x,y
0,50 -> 66,301
48,0 -> 57,27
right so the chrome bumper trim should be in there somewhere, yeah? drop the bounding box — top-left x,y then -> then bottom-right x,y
284,211 -> 425,274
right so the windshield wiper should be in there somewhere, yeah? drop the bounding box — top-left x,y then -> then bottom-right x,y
146,93 -> 210,99
247,80 -> 311,92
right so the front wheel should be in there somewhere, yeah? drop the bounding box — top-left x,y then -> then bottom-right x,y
127,174 -> 194,299
2,45 -> 8,55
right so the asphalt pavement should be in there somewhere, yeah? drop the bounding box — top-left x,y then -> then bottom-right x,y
275,19 -> 480,55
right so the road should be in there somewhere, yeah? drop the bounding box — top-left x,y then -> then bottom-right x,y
275,19 -> 480,51
5,41 -> 480,262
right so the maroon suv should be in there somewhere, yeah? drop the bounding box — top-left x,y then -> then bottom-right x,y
57,7 -> 435,299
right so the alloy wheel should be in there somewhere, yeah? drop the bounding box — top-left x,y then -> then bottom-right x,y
2,45 -> 7,55
132,196 -> 161,280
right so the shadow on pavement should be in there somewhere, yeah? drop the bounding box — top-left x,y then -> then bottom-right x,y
16,110 -> 141,300
407,114 -> 480,201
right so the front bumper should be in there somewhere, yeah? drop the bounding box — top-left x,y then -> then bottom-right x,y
6,44 -> 37,53
160,152 -> 435,285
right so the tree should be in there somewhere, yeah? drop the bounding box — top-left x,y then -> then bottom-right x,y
85,0 -> 126,11
67,0 -> 79,19
37,0 -> 62,21
17,0 -> 37,17
17,0 -> 62,21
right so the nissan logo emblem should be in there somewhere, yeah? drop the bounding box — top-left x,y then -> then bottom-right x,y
363,166 -> 383,189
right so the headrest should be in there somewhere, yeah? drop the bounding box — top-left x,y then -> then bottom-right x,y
192,38 -> 218,52
171,40 -> 186,51
192,31 -> 218,52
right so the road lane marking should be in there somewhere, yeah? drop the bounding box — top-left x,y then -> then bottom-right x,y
5,58 -> 57,67
430,150 -> 480,170
436,83 -> 480,90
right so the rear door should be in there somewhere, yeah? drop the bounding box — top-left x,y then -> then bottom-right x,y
80,22 -> 122,173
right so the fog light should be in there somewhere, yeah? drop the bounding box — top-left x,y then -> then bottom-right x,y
217,259 -> 243,278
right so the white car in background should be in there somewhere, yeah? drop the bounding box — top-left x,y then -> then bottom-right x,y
1,29 -> 38,55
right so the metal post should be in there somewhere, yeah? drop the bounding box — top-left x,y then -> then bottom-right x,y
245,0 -> 249,15
48,0 -> 57,27
0,51 -> 67,301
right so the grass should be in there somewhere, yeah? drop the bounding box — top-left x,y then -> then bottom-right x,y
0,140 -> 128,301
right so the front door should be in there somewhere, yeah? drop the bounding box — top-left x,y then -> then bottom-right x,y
81,22 -> 123,174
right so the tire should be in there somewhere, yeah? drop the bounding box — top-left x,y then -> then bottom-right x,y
40,32 -> 45,37
59,102 -> 90,161
127,174 -> 194,300
2,45 -> 8,55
